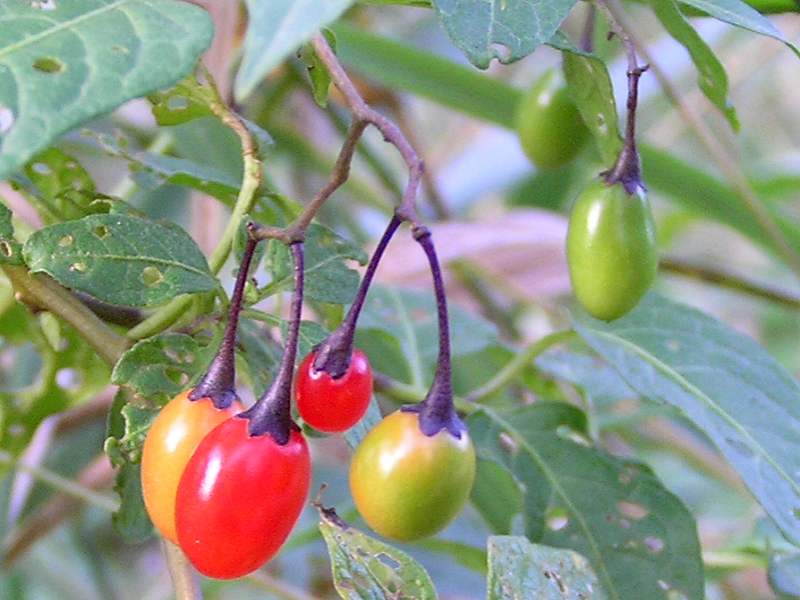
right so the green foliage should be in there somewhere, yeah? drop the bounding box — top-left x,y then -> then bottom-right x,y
573,293 -> 800,546
431,0 -> 578,69
0,0 -> 213,181
236,0 -> 356,101
469,403 -> 704,600
0,202 -> 23,264
318,507 -> 438,599
23,214 -> 216,307
487,536 -> 606,600
299,30 -> 337,107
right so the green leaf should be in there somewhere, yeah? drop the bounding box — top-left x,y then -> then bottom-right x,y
343,397 -> 382,450
238,318 -> 282,393
488,536 -> 607,600
431,0 -> 579,69
468,403 -> 704,600
23,148 -> 101,221
111,332 -> 217,404
23,214 -> 216,307
103,403 -> 158,467
556,38 -> 623,166
236,0 -> 356,101
332,23 -> 519,126
149,74 -> 215,126
572,293 -> 800,546
318,506 -> 438,599
0,201 -> 22,264
300,30 -> 336,107
680,0 -> 800,57
111,461 -> 153,543
263,223 -> 367,304
535,351 -> 635,409
0,0 -> 213,181
650,0 -> 739,130
417,539 -> 487,575
471,459 -> 523,535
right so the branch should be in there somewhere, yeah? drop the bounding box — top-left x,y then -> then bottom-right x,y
127,69 -> 264,341
163,540 -> 202,600
252,31 -> 425,243
601,0 -> 800,278
2,265 -> 128,366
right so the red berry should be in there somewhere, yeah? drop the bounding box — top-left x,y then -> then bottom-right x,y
295,349 -> 373,433
175,417 -> 311,579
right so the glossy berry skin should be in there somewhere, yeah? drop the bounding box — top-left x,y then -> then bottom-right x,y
567,179 -> 658,321
515,69 -> 590,171
175,417 -> 311,579
295,349 -> 373,433
349,410 -> 476,542
140,390 -> 241,543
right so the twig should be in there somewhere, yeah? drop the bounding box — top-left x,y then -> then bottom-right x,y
580,3 -> 597,54
251,32 -> 425,243
163,541 -> 202,600
601,0 -> 800,278
127,69 -> 264,341
246,571 -> 317,600
660,257 -> 800,309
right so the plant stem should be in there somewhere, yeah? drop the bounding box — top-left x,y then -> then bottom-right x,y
2,265 -> 128,366
580,3 -> 597,54
313,215 -> 401,377
163,540 -> 202,600
601,0 -> 800,278
127,73 -> 263,341
240,243 -> 304,443
190,232 -> 259,408
245,571 -> 317,600
465,330 -> 577,403
374,373 -> 473,414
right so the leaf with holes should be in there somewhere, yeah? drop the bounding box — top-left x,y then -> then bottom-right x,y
488,536 -> 607,600
432,0 -> 579,69
104,402 -> 158,467
572,292 -> 800,546
23,214 -> 216,307
318,506 -> 438,599
0,0 -> 213,181
111,332 -> 217,404
468,403 -> 704,600
649,0 -> 738,130
235,0 -> 356,101
680,0 -> 800,57
0,201 -> 22,264
262,223 -> 367,304
551,36 -> 622,167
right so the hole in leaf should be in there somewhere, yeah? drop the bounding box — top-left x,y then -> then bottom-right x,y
617,501 -> 649,520
376,553 -> 400,570
546,507 -> 569,531
0,105 -> 14,134
56,367 -> 81,390
657,580 -> 670,591
166,368 -> 188,386
666,339 -> 681,352
498,432 -> 518,455
93,225 -> 109,240
644,536 -> 664,553
167,96 -> 189,111
69,262 -> 87,273
31,0 -> 57,9
31,162 -> 51,175
489,42 -> 512,63
33,57 -> 64,74
0,241 -> 13,257
141,266 -> 164,287
111,45 -> 129,54
58,234 -> 74,247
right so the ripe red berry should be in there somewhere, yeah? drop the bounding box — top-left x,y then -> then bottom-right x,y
295,349 -> 373,433
175,417 -> 311,579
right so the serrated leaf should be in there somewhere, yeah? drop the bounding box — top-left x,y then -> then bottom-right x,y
318,507 -> 438,599
650,0 -> 739,130
488,536 -> 607,600
431,0 -> 579,69
111,332 -> 217,404
554,38 -> 623,166
263,223 -> 367,304
23,214 -> 216,307
680,0 -> 800,57
236,0 -> 356,101
0,0 -> 213,181
572,292 -> 800,546
112,461 -> 153,543
469,403 -> 704,600
0,201 -> 22,264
